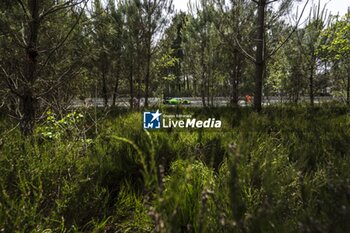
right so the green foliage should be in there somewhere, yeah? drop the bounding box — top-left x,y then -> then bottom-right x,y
157,160 -> 217,233
110,182 -> 153,232
35,110 -> 85,140
0,106 -> 350,232
319,13 -> 350,60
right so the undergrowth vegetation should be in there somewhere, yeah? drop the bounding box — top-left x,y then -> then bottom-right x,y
0,105 -> 350,232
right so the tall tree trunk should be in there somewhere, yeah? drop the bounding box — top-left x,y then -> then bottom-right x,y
231,50 -> 239,106
207,72 -> 210,106
145,19 -> 152,108
186,75 -> 190,91
183,76 -> 186,92
201,71 -> 206,107
102,71 -> 108,108
201,42 -> 206,107
136,40 -> 141,109
112,69 -> 119,107
309,54 -> 315,106
201,88 -> 206,107
294,66 -> 300,103
129,62 -> 134,110
211,82 -> 214,106
232,4 -> 241,107
137,63 -> 141,109
253,0 -> 266,112
20,0 -> 40,135
347,63 -> 350,105
101,52 -> 109,108
193,79 -> 197,96
145,49 -> 151,108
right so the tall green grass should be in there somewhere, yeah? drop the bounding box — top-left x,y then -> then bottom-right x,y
0,105 -> 349,232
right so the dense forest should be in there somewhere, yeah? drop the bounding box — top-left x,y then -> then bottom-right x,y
1,0 -> 350,232
1,0 -> 350,134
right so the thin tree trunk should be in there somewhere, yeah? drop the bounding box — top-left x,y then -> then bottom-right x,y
182,76 -> 185,92
112,68 -> 120,107
236,59 -> 242,99
193,79 -> 197,96
347,63 -> 350,105
207,73 -> 210,106
232,5 -> 241,107
295,67 -> 300,103
309,54 -> 315,106
145,49 -> 151,107
137,63 -> 141,109
136,40 -> 141,109
253,0 -> 266,112
211,83 -> 214,106
145,20 -> 152,108
201,41 -> 206,107
129,62 -> 134,110
231,50 -> 239,106
100,51 -> 109,108
201,72 -> 206,107
102,70 -> 108,108
201,88 -> 206,107
186,75 -> 190,91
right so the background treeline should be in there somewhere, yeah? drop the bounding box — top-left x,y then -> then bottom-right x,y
1,0 -> 350,132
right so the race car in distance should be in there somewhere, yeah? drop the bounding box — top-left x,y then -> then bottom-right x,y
163,97 -> 191,105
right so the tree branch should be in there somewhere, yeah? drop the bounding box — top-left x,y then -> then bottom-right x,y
234,36 -> 256,63
266,0 -> 310,59
266,0 -> 279,4
39,0 -> 85,20
38,66 -> 79,97
1,65 -> 22,97
38,1 -> 87,75
212,0 -> 256,63
15,0 -> 29,19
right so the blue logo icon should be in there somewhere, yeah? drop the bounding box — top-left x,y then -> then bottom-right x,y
143,110 -> 162,129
